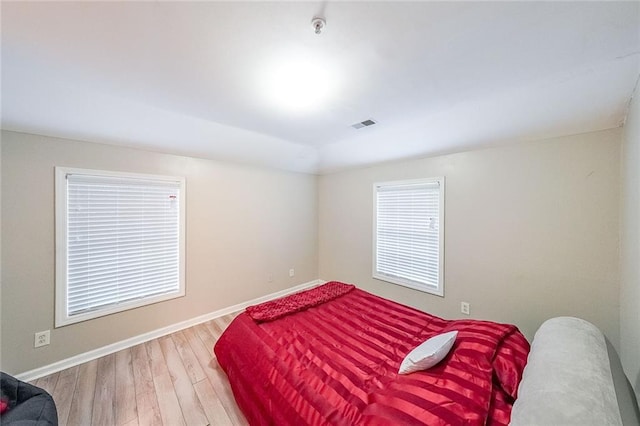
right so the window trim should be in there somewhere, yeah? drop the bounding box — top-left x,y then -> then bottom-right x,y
55,167 -> 186,327
372,177 -> 445,297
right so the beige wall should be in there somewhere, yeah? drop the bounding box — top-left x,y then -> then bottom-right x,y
1,126 -> 629,381
621,87 -> 640,401
319,129 -> 621,348
0,130 -> 318,375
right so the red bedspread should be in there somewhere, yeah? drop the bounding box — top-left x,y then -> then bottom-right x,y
214,285 -> 529,426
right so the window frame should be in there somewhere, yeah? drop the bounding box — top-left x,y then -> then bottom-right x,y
55,167 -> 186,327
372,177 -> 445,297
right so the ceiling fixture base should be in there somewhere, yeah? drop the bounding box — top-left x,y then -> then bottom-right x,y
312,17 -> 326,35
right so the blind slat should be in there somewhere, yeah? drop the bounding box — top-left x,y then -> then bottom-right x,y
66,172 -> 182,316
374,179 -> 443,294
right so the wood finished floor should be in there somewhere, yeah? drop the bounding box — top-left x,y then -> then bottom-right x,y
32,313 -> 248,426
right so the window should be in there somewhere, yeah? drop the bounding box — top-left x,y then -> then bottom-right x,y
55,167 -> 185,327
373,177 -> 444,296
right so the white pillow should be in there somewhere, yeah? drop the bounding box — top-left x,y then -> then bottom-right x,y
398,330 -> 458,375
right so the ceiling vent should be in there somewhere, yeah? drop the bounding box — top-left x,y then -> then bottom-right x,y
351,119 -> 377,129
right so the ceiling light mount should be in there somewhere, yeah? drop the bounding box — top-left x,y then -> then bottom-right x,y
311,17 -> 326,35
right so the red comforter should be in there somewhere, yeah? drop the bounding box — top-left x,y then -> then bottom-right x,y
214,284 -> 529,425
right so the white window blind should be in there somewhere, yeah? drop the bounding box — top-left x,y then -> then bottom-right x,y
373,178 -> 444,296
55,168 -> 185,326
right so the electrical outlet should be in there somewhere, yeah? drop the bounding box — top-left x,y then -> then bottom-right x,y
34,330 -> 50,348
289,269 -> 295,277
461,302 -> 470,316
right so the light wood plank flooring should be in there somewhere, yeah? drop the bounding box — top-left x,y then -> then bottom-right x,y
32,314 -> 248,426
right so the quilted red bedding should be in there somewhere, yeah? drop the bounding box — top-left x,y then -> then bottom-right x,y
214,283 -> 529,425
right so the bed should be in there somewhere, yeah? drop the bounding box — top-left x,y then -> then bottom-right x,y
215,281 -> 640,425
214,282 -> 529,425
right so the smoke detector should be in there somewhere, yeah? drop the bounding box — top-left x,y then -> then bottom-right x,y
351,119 -> 377,129
311,17 -> 326,35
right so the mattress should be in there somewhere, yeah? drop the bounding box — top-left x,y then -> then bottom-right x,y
214,283 -> 529,425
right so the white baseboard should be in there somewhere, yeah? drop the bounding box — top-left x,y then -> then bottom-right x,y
15,279 -> 325,382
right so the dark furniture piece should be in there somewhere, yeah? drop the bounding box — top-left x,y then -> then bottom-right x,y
1,372 -> 58,426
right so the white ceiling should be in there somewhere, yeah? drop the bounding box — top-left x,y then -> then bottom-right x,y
2,1 -> 639,174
